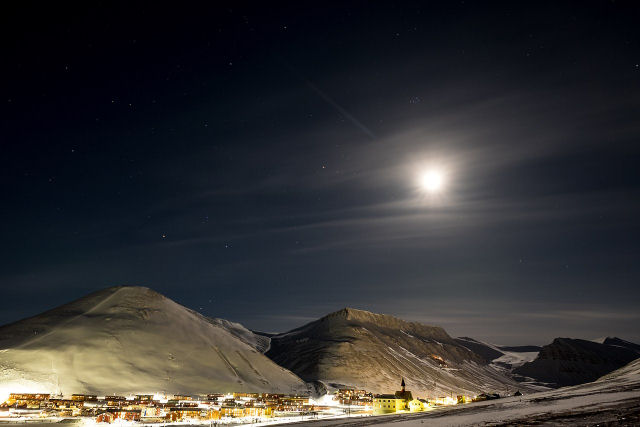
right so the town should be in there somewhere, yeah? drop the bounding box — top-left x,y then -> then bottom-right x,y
0,380 -> 495,425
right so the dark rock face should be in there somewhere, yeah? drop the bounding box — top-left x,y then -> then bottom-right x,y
514,338 -> 640,387
266,308 -> 522,397
455,337 -> 504,362
602,337 -> 640,354
497,345 -> 542,353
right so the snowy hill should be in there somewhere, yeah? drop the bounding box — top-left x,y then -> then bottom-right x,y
265,308 -> 525,398
0,286 -> 307,397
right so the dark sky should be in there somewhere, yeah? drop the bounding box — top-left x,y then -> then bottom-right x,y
2,1 -> 639,345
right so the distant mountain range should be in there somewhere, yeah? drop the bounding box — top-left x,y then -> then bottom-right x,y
513,337 -> 640,387
0,286 -> 638,397
455,335 -> 640,389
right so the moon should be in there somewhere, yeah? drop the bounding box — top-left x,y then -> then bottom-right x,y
419,170 -> 445,193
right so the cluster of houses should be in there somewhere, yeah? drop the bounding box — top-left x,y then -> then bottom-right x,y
332,388 -> 373,406
1,380 -> 481,423
0,392 -> 321,422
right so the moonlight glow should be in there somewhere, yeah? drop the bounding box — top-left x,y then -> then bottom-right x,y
420,170 -> 445,193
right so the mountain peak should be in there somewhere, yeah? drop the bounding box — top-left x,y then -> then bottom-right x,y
331,307 -> 374,320
321,308 -> 447,337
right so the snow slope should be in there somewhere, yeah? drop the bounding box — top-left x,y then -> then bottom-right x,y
492,350 -> 539,370
266,308 -> 526,398
0,286 -> 306,397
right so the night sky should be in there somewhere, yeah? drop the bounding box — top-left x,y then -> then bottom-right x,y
2,2 -> 639,345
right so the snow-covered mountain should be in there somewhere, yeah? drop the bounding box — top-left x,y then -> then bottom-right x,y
514,337 -> 640,387
0,286 -> 306,397
264,308 -> 525,398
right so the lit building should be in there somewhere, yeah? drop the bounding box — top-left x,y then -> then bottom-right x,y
3,394 -> 50,408
408,398 -> 428,412
71,394 -> 97,402
373,395 -> 405,414
373,378 -> 413,414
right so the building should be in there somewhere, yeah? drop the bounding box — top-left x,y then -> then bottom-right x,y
334,388 -> 373,406
373,394 -> 405,414
395,378 -> 413,402
173,394 -> 192,401
206,393 -> 225,402
96,411 -> 115,423
280,396 -> 309,411
233,392 -> 259,399
105,396 -> 126,407
220,406 -> 245,418
373,378 -> 414,414
168,407 -> 202,421
71,394 -> 97,402
408,398 -> 428,412
244,406 -> 273,417
108,408 -> 141,421
3,394 -> 50,408
457,395 -> 472,404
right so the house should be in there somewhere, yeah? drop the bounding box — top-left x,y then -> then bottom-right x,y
373,394 -> 405,414
109,409 -> 141,421
280,396 -> 309,411
408,398 -> 428,412
220,406 -> 244,418
4,394 -> 50,408
168,407 -> 202,421
173,394 -> 192,401
105,396 -> 126,407
244,406 -> 272,417
203,409 -> 221,420
96,411 -> 115,423
71,394 -> 97,402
